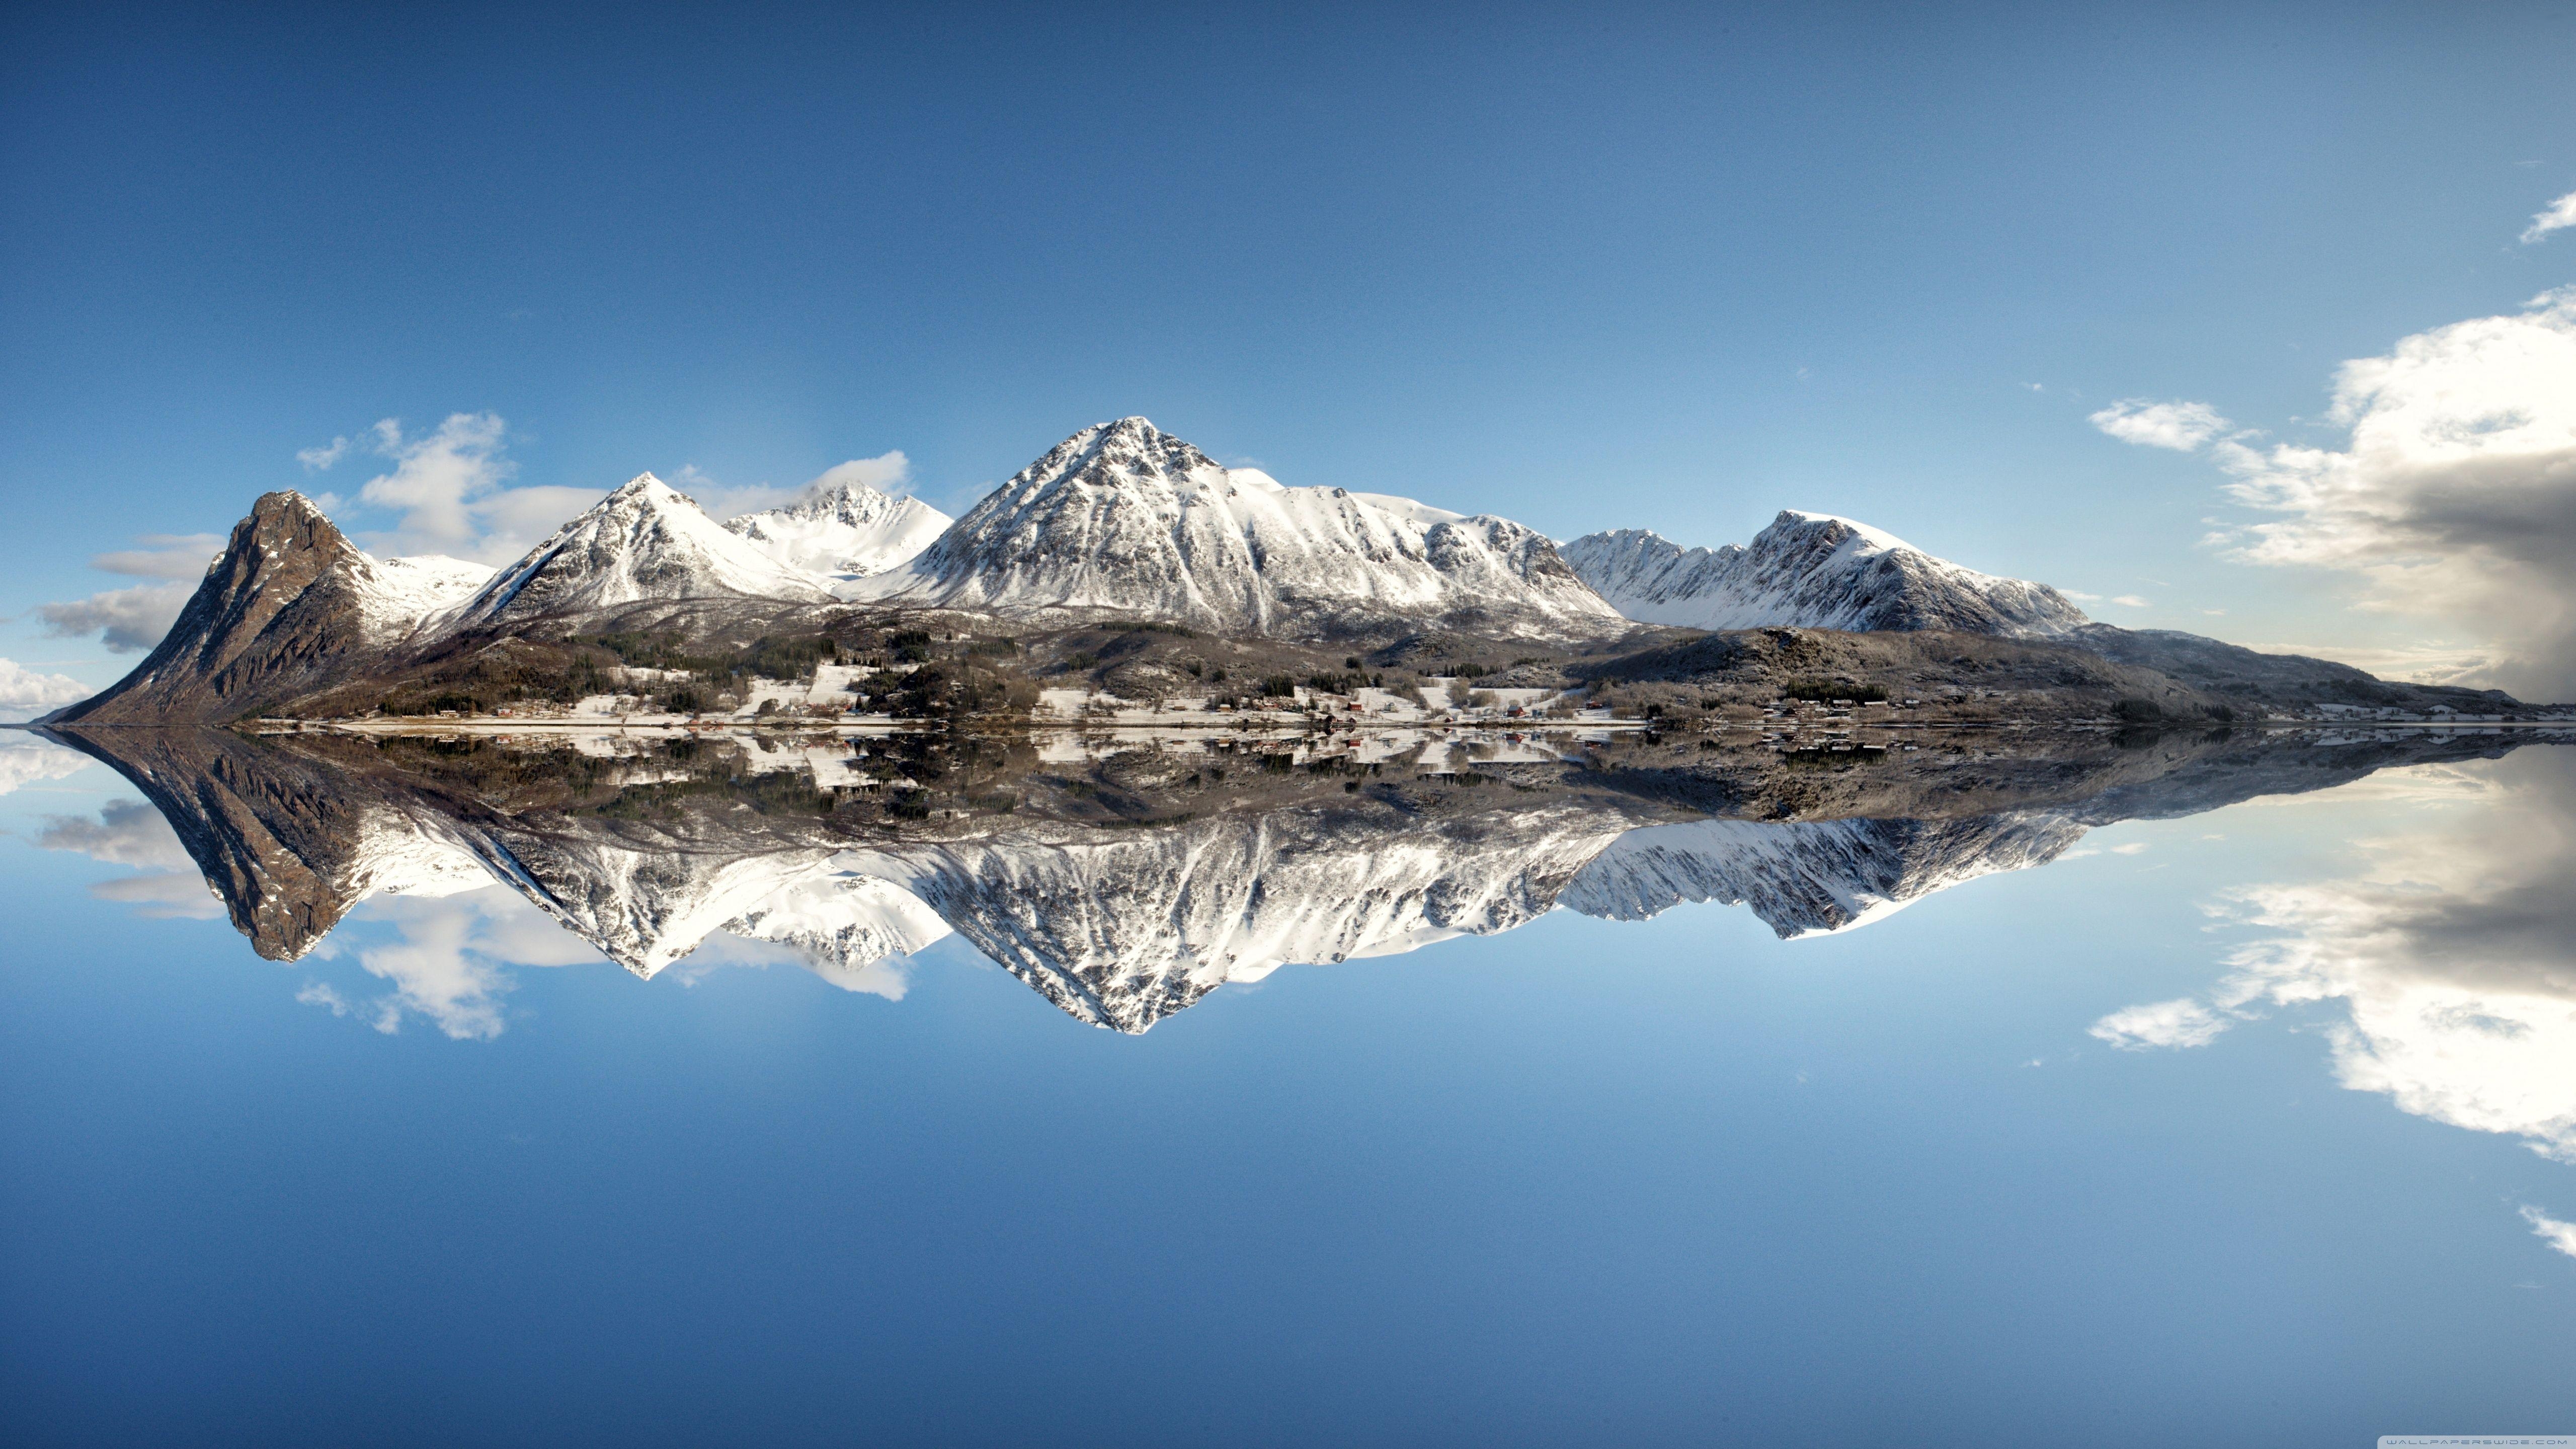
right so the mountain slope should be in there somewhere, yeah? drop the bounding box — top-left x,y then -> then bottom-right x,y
1563,514 -> 2088,638
1560,812 -> 2087,937
446,473 -> 832,629
854,418 -> 1625,639
722,868 -> 954,990
39,726 -> 493,958
858,801 -> 1632,1031
724,482 -> 950,590
48,493 -> 492,723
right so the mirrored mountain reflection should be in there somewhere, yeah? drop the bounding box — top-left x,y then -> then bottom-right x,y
35,721 -> 2574,1034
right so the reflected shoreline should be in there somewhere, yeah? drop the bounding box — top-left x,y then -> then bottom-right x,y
22,719 -> 2570,1033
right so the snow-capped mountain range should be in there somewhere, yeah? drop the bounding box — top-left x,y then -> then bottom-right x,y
47,413 -> 2306,723
1560,514 -> 2089,638
51,718 -> 2102,1030
44,714 -> 2539,1032
848,417 -> 1625,637
723,480 -> 951,588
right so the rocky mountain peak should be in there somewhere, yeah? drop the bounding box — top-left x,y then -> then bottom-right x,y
1563,511 -> 2088,639
854,419 -> 1625,640
47,492 -> 382,722
1018,417 -> 1221,498
448,470 -> 833,627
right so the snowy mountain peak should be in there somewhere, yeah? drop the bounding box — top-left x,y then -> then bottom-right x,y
1563,511 -> 2088,639
724,478 -> 951,590
854,420 -> 1626,639
448,471 -> 833,627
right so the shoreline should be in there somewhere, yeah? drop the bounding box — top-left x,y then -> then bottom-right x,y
14,716 -> 2576,735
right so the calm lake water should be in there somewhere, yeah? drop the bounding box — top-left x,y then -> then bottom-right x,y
2,725 -> 2572,1446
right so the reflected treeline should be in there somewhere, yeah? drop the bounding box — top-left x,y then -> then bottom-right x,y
35,721 -> 2569,1032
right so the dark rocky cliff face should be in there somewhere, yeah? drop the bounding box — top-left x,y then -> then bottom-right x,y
48,493 -> 378,723
40,727 -> 384,959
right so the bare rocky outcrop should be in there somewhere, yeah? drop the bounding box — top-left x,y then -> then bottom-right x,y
48,494 -> 385,723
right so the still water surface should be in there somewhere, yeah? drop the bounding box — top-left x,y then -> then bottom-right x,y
2,725 -> 2572,1446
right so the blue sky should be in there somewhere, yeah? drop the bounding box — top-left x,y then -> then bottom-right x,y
5,3 -> 2574,701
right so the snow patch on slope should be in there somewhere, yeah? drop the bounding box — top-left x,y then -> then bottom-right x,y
722,865 -> 953,993
352,554 -> 495,643
725,482 -> 951,592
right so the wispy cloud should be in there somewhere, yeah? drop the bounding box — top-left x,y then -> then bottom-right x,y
296,435 -> 354,471
2110,594 -> 2150,608
2232,638 -> 2503,687
87,533 -> 224,581
2089,398 -> 2233,451
35,531 -> 228,656
35,798 -> 224,917
2523,1204 -> 2576,1260
2090,997 -> 2229,1050
2520,190 -> 2576,246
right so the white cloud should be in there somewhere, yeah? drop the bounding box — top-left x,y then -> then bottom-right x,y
670,928 -> 919,1002
2110,842 -> 2150,855
295,979 -> 401,1032
355,413 -> 536,563
87,533 -> 224,581
87,871 -> 230,920
2213,289 -> 2576,698
32,531 -> 231,657
0,732 -> 93,790
2110,291 -> 2576,697
2103,750 -> 2576,1161
351,898 -> 516,1039
2089,997 -> 2232,1050
2110,594 -> 2151,608
2523,1204 -> 2576,1261
456,484 -> 607,562
0,658 -> 94,718
664,465 -> 797,521
301,887 -> 634,1039
335,412 -> 620,566
2090,398 -> 2233,451
296,436 -> 354,471
2520,190 -> 2576,245
37,582 -> 195,654
36,798 -> 192,869
811,451 -> 911,496
335,417 -> 911,559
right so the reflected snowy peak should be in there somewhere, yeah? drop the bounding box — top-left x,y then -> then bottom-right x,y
31,720 -> 2572,1037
